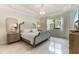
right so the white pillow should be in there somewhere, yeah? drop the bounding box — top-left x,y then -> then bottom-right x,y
22,29 -> 30,33
31,29 -> 39,35
23,29 -> 38,33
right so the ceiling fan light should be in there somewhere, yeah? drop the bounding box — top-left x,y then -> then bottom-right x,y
40,11 -> 46,15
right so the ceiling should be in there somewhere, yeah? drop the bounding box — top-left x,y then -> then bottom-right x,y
1,4 -> 79,19
11,4 -> 78,17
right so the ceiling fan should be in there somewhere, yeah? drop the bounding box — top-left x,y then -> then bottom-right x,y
40,4 -> 46,15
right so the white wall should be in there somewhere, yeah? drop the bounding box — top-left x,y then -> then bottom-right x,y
0,5 -> 36,45
48,10 -> 75,39
63,10 -> 74,39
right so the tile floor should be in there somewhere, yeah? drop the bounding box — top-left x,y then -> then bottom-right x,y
0,37 -> 69,54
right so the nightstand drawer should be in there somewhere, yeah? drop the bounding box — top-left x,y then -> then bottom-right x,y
7,33 -> 20,43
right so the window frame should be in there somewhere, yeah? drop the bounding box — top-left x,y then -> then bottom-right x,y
47,17 -> 63,30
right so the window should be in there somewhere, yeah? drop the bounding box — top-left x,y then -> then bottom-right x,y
74,8 -> 79,30
47,19 -> 54,30
47,17 -> 63,30
54,18 -> 62,29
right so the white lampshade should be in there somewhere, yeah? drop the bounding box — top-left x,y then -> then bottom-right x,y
37,24 -> 41,28
13,23 -> 17,27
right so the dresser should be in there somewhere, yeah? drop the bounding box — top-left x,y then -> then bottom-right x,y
69,32 -> 79,54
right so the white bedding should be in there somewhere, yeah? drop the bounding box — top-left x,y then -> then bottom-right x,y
21,29 -> 39,44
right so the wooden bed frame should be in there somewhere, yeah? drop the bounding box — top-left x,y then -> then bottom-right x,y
21,37 -> 49,48
20,33 -> 50,48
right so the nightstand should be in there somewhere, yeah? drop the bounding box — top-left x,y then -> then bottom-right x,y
7,33 -> 20,44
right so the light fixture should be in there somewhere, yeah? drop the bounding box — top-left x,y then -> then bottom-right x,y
40,4 -> 46,15
37,24 -> 41,28
40,11 -> 46,15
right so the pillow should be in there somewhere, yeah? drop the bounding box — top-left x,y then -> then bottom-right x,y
31,29 -> 39,35
22,29 -> 38,33
22,29 -> 31,33
31,29 -> 37,32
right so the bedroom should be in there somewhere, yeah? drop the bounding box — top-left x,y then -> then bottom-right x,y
0,4 -> 78,54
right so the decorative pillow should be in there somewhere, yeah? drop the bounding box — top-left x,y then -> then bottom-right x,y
29,30 -> 33,32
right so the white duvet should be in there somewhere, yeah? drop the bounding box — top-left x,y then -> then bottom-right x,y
21,29 -> 39,44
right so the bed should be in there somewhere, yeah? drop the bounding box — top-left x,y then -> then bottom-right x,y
21,29 -> 50,47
